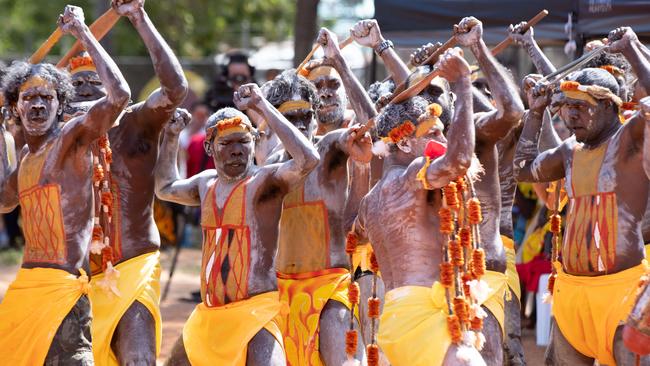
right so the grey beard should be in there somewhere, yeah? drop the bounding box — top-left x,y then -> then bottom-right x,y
317,108 -> 345,128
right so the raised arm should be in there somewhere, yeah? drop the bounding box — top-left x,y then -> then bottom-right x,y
351,19 -> 410,86
343,160 -> 371,232
154,109 -> 202,206
233,84 -> 319,187
59,6 -> 130,145
538,109 -> 562,150
508,22 -> 556,76
0,124 -> 19,213
640,97 -> 650,179
455,17 -> 525,144
405,47 -> 475,189
609,27 -> 650,140
318,28 -> 377,125
115,0 -> 188,129
609,27 -> 650,96
513,78 -> 566,183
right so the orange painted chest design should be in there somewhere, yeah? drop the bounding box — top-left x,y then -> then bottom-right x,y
563,142 -> 618,273
18,142 -> 67,264
200,178 -> 251,307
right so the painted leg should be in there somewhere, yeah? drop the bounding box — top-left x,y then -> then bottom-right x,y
44,295 -> 94,366
111,300 -> 157,366
503,290 -> 526,366
319,299 -> 367,365
479,307 -> 504,365
544,319 -> 592,366
613,325 -> 650,366
163,336 -> 191,366
246,328 -> 286,366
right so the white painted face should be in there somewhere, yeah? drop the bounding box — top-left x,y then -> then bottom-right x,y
16,76 -> 61,137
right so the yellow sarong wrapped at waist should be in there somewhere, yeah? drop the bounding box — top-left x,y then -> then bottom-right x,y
552,261 -> 647,366
0,267 -> 89,365
183,291 -> 284,366
480,270 -> 508,336
502,235 -> 521,301
377,283 -> 451,366
89,251 -> 162,366
277,268 -> 356,366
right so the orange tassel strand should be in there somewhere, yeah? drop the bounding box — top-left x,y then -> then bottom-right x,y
98,135 -> 110,149
448,315 -> 463,344
367,344 -> 379,366
456,177 -> 467,193
468,198 -> 482,225
101,191 -> 113,207
462,273 -> 472,297
440,262 -> 454,288
345,232 -> 358,254
547,274 -> 556,294
459,227 -> 472,248
93,164 -> 105,183
453,296 -> 470,324
348,282 -> 360,305
444,182 -> 460,210
471,248 -> 486,277
439,207 -> 454,234
550,214 -> 562,234
101,245 -> 113,270
104,148 -> 113,165
449,238 -> 464,267
369,252 -> 380,273
92,225 -> 104,242
470,316 -> 483,331
345,330 -> 358,356
368,297 -> 381,319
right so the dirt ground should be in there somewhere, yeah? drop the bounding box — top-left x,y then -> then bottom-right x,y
0,247 -> 548,365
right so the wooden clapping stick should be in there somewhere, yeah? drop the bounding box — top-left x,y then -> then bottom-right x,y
57,9 -> 120,68
392,10 -> 549,98
296,36 -> 353,73
28,8 -> 119,66
491,9 -> 548,55
29,28 -> 64,65
538,45 -> 608,84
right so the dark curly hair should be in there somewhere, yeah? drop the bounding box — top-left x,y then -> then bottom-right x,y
261,69 -> 319,109
1,61 -> 73,115
376,96 -> 429,139
584,52 -> 631,98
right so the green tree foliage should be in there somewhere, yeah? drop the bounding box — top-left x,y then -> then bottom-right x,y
0,0 -> 295,58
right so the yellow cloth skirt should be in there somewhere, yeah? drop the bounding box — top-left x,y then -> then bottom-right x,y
183,291 -> 285,366
0,267 -> 90,365
277,268 -> 355,366
377,283 -> 451,366
552,261 -> 648,366
502,235 -> 521,301
89,251 -> 162,366
482,270 -> 508,335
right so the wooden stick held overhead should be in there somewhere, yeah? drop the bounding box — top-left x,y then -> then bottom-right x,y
410,36 -> 457,68
29,29 -> 64,64
491,9 -> 549,55
29,8 -> 119,66
57,9 -> 120,68
296,36 -> 353,73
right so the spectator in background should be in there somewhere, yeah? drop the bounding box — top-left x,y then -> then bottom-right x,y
204,50 -> 256,112
179,103 -> 210,176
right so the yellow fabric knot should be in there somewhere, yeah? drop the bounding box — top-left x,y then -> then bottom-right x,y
78,268 -> 90,294
417,157 -> 433,190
